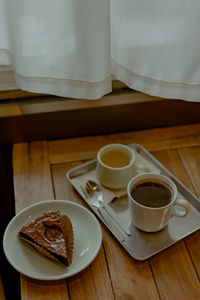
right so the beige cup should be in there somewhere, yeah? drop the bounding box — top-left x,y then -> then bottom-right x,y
96,143 -> 136,190
127,173 -> 190,232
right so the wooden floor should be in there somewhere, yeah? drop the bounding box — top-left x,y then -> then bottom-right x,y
13,123 -> 200,300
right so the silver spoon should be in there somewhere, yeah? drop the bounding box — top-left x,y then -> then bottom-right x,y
85,180 -> 131,235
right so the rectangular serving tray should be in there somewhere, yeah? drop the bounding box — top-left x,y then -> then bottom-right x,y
66,143 -> 200,260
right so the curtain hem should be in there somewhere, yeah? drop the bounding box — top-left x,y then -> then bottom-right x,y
112,59 -> 200,102
15,73 -> 112,100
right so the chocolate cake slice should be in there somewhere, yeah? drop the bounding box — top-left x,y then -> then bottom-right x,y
18,211 -> 73,266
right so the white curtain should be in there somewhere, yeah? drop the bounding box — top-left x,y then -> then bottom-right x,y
1,0 -> 200,101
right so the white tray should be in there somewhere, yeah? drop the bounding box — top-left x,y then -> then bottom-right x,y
66,144 -> 200,260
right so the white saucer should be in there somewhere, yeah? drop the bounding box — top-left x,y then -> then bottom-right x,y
3,200 -> 102,280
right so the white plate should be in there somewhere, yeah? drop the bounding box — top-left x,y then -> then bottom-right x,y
3,200 -> 102,280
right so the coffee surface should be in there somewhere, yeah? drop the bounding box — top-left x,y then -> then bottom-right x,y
101,150 -> 130,168
131,180 -> 171,208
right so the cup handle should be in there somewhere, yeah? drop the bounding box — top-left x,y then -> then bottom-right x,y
170,198 -> 190,218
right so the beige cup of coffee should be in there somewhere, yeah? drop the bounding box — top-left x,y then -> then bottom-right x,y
96,143 -> 136,189
127,173 -> 190,232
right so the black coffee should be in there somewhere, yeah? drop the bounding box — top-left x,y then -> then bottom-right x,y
131,180 -> 171,208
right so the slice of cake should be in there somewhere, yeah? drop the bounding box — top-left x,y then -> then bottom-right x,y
18,210 -> 73,266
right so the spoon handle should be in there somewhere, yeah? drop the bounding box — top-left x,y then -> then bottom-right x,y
103,205 -> 131,236
98,207 -> 126,242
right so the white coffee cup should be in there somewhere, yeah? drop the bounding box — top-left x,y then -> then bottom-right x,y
96,143 -> 136,189
127,173 -> 190,232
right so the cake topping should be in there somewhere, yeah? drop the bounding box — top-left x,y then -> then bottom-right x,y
18,210 -> 73,266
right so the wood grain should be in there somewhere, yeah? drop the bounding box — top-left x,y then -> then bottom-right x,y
177,147 -> 200,278
177,147 -> 200,196
48,123 -> 200,164
13,141 -> 69,300
20,277 -> 69,300
13,141 -> 54,211
150,241 -> 200,300
149,150 -> 200,299
103,229 -> 160,300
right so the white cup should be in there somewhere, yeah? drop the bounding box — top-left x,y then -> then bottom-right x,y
127,173 -> 190,232
96,143 -> 136,190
